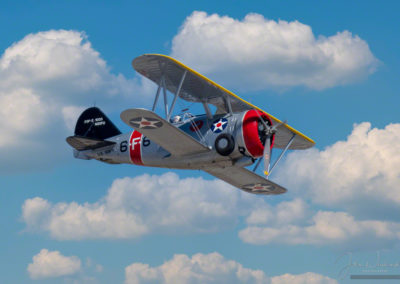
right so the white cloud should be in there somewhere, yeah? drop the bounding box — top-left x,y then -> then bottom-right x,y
239,210 -> 400,248
240,193 -> 400,248
125,252 -> 337,284
62,105 -> 85,131
271,272 -> 337,284
22,172 -> 260,240
23,172 -> 400,248
0,30 -> 138,97
171,11 -> 378,91
23,197 -> 148,240
27,249 -> 81,279
274,122 -> 400,218
22,197 -> 51,231
0,88 -> 48,147
246,198 -> 309,226
0,29 -> 151,172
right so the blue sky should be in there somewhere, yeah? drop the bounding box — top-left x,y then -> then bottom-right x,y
1,1 -> 399,283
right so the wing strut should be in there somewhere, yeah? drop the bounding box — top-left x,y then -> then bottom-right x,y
269,133 -> 296,175
150,67 -> 188,120
152,79 -> 162,111
202,101 -> 213,119
253,133 -> 296,177
252,156 -> 262,172
225,95 -> 233,115
162,76 -> 169,117
167,70 -> 187,120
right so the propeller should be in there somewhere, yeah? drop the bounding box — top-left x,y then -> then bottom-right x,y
256,117 -> 287,178
263,132 -> 271,176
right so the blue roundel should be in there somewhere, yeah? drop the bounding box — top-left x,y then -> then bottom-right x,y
211,118 -> 228,133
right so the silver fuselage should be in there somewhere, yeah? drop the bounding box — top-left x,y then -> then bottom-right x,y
75,112 -> 258,169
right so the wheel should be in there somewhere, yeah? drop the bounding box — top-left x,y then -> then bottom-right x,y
215,133 -> 235,156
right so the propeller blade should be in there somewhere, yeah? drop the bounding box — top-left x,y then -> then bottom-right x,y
263,135 -> 271,177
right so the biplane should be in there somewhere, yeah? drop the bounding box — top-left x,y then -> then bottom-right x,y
66,54 -> 315,194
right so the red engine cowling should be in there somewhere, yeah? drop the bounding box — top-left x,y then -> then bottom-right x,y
236,109 -> 275,158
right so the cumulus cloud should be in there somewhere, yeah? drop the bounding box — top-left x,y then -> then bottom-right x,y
27,249 -> 81,279
271,272 -> 338,284
240,210 -> 400,248
171,11 -> 378,91
125,252 -> 337,284
22,172 -> 400,247
62,105 -> 86,131
240,196 -> 400,248
246,198 -> 309,226
0,30 -> 151,172
274,122 -> 400,218
0,30 -> 140,98
22,197 -> 148,240
22,172 -> 260,240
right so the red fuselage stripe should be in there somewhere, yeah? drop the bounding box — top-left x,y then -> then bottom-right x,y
129,130 -> 144,165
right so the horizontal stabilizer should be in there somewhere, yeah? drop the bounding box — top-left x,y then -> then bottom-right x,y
121,108 -> 210,156
66,136 -> 116,151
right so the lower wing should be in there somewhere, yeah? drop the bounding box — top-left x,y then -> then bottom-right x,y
205,166 -> 287,195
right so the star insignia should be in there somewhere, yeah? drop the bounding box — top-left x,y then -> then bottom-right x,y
129,117 -> 163,129
242,183 -> 275,193
211,118 -> 228,133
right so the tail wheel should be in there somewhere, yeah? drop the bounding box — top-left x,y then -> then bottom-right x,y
215,134 -> 235,156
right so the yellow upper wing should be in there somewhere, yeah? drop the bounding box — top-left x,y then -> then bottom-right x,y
132,54 -> 315,150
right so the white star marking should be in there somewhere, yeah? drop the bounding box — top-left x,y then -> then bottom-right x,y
213,119 -> 227,132
138,117 -> 159,129
243,183 -> 273,192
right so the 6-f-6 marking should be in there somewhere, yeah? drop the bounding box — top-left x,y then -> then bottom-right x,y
120,136 -> 150,153
131,136 -> 141,150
